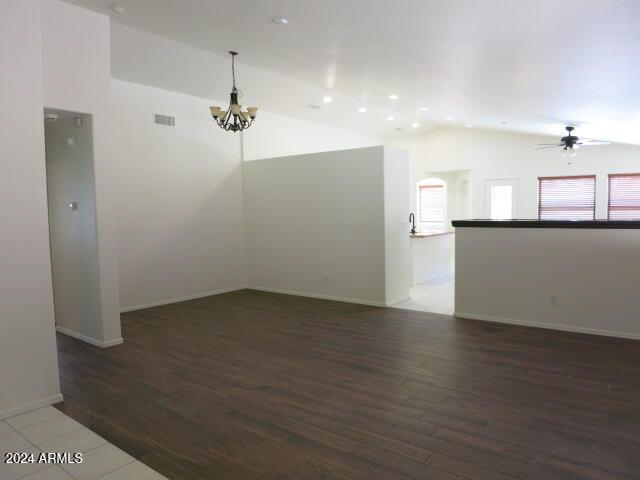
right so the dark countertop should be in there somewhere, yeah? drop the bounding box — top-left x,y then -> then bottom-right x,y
451,219 -> 640,229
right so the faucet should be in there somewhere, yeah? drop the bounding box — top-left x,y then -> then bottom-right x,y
409,213 -> 416,235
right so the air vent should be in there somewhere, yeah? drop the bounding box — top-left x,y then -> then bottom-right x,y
153,113 -> 175,127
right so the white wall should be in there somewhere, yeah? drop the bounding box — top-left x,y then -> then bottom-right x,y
455,227 -> 640,339
42,0 -> 121,345
0,0 -> 62,418
383,146 -> 412,303
244,146 -> 410,306
242,110 -> 383,161
391,127 -> 640,220
111,80 -> 246,310
45,116 -> 104,342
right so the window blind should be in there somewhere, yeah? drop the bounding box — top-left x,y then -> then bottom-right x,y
608,173 -> 640,220
538,175 -> 596,220
419,185 -> 445,223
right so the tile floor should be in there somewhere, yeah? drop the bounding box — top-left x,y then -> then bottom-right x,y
392,274 -> 454,314
0,406 -> 167,480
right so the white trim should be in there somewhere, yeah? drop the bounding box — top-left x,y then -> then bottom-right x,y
55,326 -> 124,348
454,311 -> 640,341
0,394 -> 64,421
247,286 -> 386,307
119,286 -> 248,313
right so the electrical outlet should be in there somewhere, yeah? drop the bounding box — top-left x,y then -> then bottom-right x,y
550,294 -> 558,306
323,273 -> 330,282
187,275 -> 192,284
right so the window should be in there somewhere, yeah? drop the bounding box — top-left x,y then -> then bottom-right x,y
485,179 -> 518,219
417,178 -> 446,225
538,175 -> 596,220
608,173 -> 640,220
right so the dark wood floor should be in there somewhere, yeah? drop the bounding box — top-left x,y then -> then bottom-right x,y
55,289 -> 640,480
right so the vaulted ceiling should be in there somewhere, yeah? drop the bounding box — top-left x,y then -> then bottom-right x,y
64,0 -> 640,142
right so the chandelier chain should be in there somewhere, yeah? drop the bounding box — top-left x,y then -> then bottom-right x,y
231,53 -> 237,91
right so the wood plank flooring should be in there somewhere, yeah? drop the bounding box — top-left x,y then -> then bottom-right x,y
55,289 -> 640,480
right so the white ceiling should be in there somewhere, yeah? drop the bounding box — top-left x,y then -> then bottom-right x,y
64,0 -> 640,143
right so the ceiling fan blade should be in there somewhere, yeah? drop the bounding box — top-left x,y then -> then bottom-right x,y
535,145 -> 561,150
537,143 -> 563,146
578,141 -> 611,146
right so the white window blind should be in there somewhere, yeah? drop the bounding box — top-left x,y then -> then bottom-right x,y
490,185 -> 513,219
608,173 -> 640,220
419,185 -> 445,223
538,175 -> 596,220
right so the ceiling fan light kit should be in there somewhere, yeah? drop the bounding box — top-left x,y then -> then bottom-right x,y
210,51 -> 257,132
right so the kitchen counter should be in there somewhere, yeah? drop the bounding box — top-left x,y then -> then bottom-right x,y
452,219 -> 640,229
410,229 -> 455,238
410,229 -> 454,284
452,219 -> 640,339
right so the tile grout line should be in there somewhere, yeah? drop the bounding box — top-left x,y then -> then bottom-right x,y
93,458 -> 146,480
4,408 -> 136,480
4,407 -> 63,431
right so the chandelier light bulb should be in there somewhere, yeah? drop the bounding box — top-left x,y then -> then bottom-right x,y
358,107 -> 367,113
323,96 -> 333,104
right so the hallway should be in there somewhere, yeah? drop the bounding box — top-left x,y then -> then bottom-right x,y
393,275 -> 454,315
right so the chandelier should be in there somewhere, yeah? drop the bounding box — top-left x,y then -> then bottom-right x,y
210,51 -> 257,132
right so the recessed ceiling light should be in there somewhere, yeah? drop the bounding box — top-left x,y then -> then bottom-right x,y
358,107 -> 367,113
111,4 -> 125,14
411,122 -> 420,128
388,94 -> 399,100
270,16 -> 288,25
445,116 -> 454,120
465,124 -> 473,128
420,107 -> 430,111
387,115 -> 395,121
322,96 -> 333,104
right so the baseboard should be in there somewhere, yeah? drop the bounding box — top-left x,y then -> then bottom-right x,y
247,286 -> 387,307
454,311 -> 640,340
0,393 -> 64,420
55,326 -> 124,348
119,285 -> 248,313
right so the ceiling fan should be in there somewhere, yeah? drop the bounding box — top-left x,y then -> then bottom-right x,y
536,126 -> 611,150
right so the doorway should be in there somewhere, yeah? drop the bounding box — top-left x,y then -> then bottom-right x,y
394,169 -> 470,315
44,109 -> 103,341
